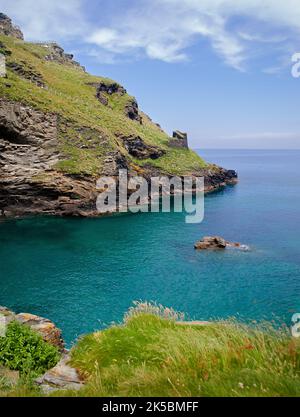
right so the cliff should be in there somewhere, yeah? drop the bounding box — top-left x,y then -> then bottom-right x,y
0,14 -> 237,218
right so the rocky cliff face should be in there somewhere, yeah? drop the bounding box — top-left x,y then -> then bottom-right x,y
0,13 -> 23,40
0,14 -> 237,218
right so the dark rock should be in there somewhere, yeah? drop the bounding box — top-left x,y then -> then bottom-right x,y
169,131 -> 188,148
0,13 -> 24,40
117,134 -> 165,160
97,81 -> 126,96
202,166 -> 238,192
92,81 -> 126,106
124,98 -> 142,123
6,61 -> 46,88
41,42 -> 85,71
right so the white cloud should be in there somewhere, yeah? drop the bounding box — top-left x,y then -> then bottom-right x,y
0,0 -> 86,41
1,0 -> 300,70
85,0 -> 300,70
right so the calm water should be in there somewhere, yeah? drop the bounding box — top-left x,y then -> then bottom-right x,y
0,150 -> 299,345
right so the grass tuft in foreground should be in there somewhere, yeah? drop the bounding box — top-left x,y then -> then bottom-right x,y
1,303 -> 300,397
65,304 -> 300,397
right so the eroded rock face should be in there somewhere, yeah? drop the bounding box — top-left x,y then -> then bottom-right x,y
0,13 -> 23,40
125,98 -> 142,123
202,166 -> 238,191
0,99 -> 100,218
42,43 -> 85,70
117,134 -> 165,160
103,151 -> 128,176
0,99 -> 59,177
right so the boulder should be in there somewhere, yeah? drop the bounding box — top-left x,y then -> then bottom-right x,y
35,353 -> 84,393
194,236 -> 249,251
194,236 -> 227,250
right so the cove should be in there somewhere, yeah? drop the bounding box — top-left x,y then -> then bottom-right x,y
0,149 -> 300,346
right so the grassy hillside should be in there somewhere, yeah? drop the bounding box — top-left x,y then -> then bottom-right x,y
66,314 -> 300,397
1,303 -> 299,397
0,35 -> 207,176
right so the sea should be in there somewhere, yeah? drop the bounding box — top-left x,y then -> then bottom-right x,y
0,149 -> 299,345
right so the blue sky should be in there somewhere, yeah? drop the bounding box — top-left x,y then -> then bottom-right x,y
1,0 -> 300,149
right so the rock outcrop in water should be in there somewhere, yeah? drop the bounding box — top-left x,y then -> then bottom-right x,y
0,14 -> 238,218
194,236 -> 249,251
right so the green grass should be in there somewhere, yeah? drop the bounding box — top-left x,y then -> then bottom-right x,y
0,35 -> 207,176
1,303 -> 300,397
58,303 -> 299,397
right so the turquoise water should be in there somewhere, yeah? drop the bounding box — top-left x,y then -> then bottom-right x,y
0,150 -> 300,345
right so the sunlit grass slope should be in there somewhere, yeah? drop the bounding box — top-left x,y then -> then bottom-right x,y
65,306 -> 300,397
0,35 -> 207,175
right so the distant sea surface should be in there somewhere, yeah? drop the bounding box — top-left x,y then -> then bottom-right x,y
0,150 -> 299,345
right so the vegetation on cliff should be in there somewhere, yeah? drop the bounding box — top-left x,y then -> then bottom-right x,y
1,303 -> 300,397
0,33 -> 207,177
0,321 -> 59,377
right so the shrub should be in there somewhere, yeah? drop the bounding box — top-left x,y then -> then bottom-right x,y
0,321 -> 60,377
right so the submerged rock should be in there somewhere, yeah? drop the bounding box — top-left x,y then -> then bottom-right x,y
194,236 -> 249,251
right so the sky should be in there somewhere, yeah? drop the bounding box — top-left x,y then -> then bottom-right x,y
1,0 -> 300,149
